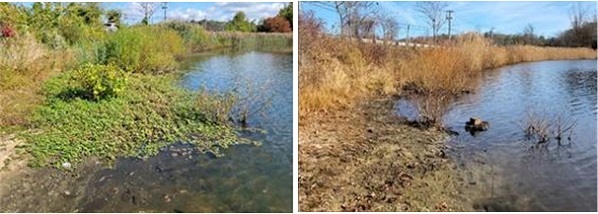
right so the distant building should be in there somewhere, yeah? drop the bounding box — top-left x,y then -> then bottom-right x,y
105,22 -> 118,33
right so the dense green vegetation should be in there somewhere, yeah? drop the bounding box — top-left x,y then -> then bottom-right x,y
24,72 -> 254,167
0,2 -> 290,168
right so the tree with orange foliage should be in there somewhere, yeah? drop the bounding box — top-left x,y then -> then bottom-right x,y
262,15 -> 291,33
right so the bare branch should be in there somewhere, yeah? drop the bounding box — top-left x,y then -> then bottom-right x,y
415,1 -> 449,43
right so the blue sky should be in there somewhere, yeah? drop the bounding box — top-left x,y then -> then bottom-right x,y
101,2 -> 287,24
300,1 -> 597,38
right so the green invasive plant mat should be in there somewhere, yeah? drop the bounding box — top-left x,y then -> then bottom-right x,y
22,71 -> 256,168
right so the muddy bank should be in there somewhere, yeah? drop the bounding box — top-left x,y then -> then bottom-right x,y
0,142 -> 290,212
299,97 -> 474,211
1,133 -> 114,212
0,153 -> 103,212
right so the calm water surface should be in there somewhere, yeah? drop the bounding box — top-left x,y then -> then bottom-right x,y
441,60 -> 596,211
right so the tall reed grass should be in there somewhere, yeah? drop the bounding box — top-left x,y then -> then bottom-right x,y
299,18 -> 597,116
1,35 -> 76,125
210,31 -> 292,49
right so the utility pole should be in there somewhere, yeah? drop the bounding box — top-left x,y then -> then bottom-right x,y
203,15 -> 207,29
162,2 -> 167,21
446,10 -> 454,42
489,27 -> 495,44
406,24 -> 410,46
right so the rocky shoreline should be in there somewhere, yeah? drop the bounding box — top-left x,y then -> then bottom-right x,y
299,96 -> 473,211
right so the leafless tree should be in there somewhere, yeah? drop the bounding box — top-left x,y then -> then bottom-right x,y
379,13 -> 398,44
415,1 -> 449,43
523,23 -> 535,45
569,2 -> 590,30
559,2 -> 597,47
136,2 -> 157,24
332,1 -> 379,40
358,18 -> 377,41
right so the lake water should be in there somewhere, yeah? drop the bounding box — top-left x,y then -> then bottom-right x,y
441,60 -> 596,211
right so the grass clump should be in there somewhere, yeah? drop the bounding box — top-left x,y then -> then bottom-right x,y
23,72 -> 252,168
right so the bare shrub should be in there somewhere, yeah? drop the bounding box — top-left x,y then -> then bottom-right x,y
230,79 -> 273,126
195,90 -> 237,124
551,114 -> 577,143
412,91 -> 454,127
523,111 -> 577,144
524,111 -> 551,143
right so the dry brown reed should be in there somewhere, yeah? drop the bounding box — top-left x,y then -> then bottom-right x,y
299,17 -> 597,117
0,35 -> 75,126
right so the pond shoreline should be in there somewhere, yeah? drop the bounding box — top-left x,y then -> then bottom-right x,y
0,49 -> 293,212
299,96 -> 474,211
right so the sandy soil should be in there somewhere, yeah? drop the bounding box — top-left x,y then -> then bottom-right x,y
299,97 -> 474,211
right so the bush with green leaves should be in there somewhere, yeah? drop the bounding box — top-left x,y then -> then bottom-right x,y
71,63 -> 127,100
101,26 -> 185,74
21,3 -> 105,48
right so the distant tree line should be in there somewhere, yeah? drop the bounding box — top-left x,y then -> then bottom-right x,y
197,3 -> 292,33
182,3 -> 292,33
482,20 -> 597,49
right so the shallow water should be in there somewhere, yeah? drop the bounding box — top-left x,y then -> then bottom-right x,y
439,60 -> 596,211
3,49 -> 293,212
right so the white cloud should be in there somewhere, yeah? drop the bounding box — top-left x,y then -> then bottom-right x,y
207,2 -> 286,21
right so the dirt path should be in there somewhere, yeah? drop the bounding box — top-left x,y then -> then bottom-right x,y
299,97 -> 473,211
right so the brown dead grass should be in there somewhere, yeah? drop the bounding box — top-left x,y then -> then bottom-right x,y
299,17 -> 597,115
0,36 -> 75,126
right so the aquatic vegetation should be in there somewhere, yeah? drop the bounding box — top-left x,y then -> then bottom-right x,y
523,111 -> 577,144
22,72 -> 254,168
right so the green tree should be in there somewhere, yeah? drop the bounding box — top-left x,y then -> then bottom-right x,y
106,9 -> 122,26
278,2 -> 292,28
225,11 -> 255,32
0,3 -> 27,29
21,3 -> 104,46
